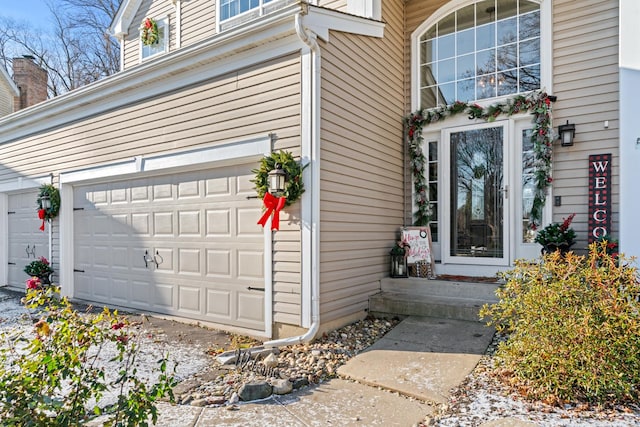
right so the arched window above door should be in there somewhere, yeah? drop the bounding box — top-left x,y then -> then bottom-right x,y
415,0 -> 542,109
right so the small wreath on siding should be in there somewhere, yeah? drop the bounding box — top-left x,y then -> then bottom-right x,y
37,184 -> 61,221
140,18 -> 159,46
251,151 -> 306,207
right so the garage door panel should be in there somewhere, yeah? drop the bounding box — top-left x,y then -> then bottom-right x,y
238,251 -> 264,279
154,283 -> 175,309
153,212 -> 174,236
74,164 -> 265,333
132,213 -> 151,235
111,278 -> 130,303
237,208 -> 264,236
206,249 -> 231,276
206,290 -> 231,317
153,183 -> 174,200
205,177 -> 231,196
178,249 -> 201,274
206,209 -> 231,235
131,280 -> 151,305
238,292 -> 264,323
178,210 -> 200,235
178,285 -> 201,313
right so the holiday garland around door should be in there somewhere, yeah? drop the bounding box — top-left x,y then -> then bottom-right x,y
405,90 -> 554,229
140,18 -> 159,45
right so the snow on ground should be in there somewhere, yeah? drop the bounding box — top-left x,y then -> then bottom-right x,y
0,290 -> 212,409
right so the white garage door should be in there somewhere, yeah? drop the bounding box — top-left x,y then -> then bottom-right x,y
73,164 -> 266,332
8,191 -> 50,289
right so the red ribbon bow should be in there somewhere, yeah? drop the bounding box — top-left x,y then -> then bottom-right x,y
38,209 -> 46,231
257,192 -> 286,231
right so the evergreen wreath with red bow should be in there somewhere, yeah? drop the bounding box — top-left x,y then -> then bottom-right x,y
37,184 -> 61,231
252,151 -> 306,230
140,17 -> 159,46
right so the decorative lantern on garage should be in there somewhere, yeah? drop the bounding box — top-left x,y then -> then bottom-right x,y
390,241 -> 409,278
268,163 -> 287,195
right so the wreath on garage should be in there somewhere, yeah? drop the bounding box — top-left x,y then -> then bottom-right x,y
37,184 -> 61,229
252,150 -> 306,207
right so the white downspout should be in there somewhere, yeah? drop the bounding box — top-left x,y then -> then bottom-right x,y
263,11 -> 320,348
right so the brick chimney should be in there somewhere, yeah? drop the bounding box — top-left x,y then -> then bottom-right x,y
12,55 -> 48,110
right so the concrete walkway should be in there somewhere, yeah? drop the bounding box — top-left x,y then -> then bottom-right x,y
92,316 -> 497,426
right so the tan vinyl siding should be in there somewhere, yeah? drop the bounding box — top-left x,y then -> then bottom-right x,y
318,0 -> 405,325
0,54 -> 303,326
0,88 -> 13,118
317,0 -> 347,12
181,0 -> 217,47
552,0 -> 619,249
122,0 -> 177,70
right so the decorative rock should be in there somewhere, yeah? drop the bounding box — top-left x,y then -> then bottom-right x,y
191,398 -> 208,407
292,377 -> 309,389
228,392 -> 239,404
263,352 -> 279,369
271,379 -> 293,395
238,381 -> 273,401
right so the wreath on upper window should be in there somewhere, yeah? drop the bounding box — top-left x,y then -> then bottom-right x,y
140,18 -> 159,46
37,184 -> 61,222
251,151 -> 306,207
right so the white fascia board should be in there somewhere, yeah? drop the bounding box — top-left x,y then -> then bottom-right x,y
110,0 -> 143,37
0,175 -> 51,193
60,135 -> 271,184
0,3 -> 305,142
303,5 -> 384,41
0,67 -> 19,97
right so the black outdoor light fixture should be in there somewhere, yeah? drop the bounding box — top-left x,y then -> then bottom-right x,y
268,163 -> 287,195
558,120 -> 576,147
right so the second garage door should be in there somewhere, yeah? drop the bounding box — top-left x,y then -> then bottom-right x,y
73,164 -> 266,333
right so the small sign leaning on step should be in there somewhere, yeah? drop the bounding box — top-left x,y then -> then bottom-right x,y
401,227 -> 436,279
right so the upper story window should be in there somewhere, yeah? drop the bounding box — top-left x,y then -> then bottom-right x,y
141,18 -> 168,60
417,0 -> 541,109
218,0 -> 294,31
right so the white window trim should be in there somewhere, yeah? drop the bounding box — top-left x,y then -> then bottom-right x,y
347,0 -> 382,21
410,0 -> 551,111
139,16 -> 169,62
216,0 -> 294,32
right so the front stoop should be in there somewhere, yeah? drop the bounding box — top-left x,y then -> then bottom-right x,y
369,278 -> 501,322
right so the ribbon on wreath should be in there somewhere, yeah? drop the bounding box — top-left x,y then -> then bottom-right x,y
257,192 -> 286,231
38,209 -> 46,231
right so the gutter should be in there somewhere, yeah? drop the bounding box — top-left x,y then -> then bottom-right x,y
262,11 -> 320,348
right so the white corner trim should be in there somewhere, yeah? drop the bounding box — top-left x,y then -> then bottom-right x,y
0,66 -> 19,97
60,136 -> 271,184
304,5 -> 384,41
110,0 -> 144,38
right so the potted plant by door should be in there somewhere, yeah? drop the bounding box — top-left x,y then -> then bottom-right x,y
534,213 -> 576,255
24,256 -> 54,286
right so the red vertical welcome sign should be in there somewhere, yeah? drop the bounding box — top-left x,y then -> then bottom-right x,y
588,153 -> 612,243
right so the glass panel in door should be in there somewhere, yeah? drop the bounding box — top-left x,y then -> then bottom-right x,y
449,127 -> 504,259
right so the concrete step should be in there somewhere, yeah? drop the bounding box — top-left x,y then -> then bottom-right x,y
370,278 -> 500,322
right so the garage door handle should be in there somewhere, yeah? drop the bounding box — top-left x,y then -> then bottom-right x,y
247,286 -> 265,292
74,269 -> 85,273
8,262 -> 16,265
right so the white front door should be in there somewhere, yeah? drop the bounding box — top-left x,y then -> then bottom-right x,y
8,191 -> 50,289
443,122 -> 510,266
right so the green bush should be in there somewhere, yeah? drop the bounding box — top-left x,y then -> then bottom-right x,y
0,286 -> 176,426
480,242 -> 640,405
